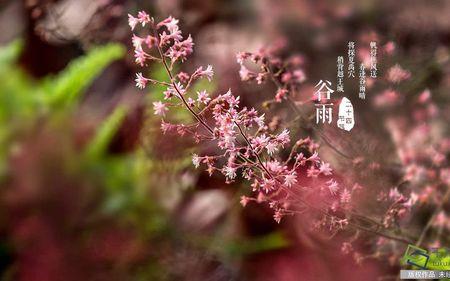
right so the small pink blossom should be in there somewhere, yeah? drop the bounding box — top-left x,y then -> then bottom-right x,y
275,88 -> 288,102
160,121 -> 173,134
197,90 -> 211,104
340,188 -> 351,204
157,16 -> 179,33
307,151 -> 320,163
276,129 -> 290,146
273,211 -> 283,224
137,11 -> 151,26
196,65 -> 214,81
389,187 -> 402,201
192,154 -> 201,168
132,34 -> 144,50
134,48 -> 149,66
319,161 -> 333,176
167,35 -> 194,62
236,52 -> 250,64
284,172 -> 298,187
326,179 -> 339,195
341,242 -> 353,254
293,69 -> 306,83
418,89 -> 431,104
224,166 -> 237,180
153,101 -> 168,116
266,141 -> 279,156
128,14 -> 139,30
177,72 -> 190,83
239,65 -> 252,81
387,64 -> 411,83
135,72 -> 148,89
307,166 -> 320,177
240,196 -> 251,207
383,41 -> 396,55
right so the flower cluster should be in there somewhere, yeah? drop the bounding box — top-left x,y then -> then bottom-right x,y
236,41 -> 307,103
383,89 -> 449,232
128,12 -> 337,224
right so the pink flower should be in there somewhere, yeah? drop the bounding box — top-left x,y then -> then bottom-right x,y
434,211 -> 449,228
417,89 -> 431,104
135,72 -> 148,89
157,16 -> 179,33
266,141 -> 279,156
160,121 -> 173,134
132,34 -> 144,50
239,65 -> 252,81
319,161 -> 333,176
251,134 -> 270,148
128,14 -> 139,30
167,35 -> 194,62
374,89 -> 401,107
197,90 -> 211,104
273,211 -> 283,224
236,52 -> 250,64
153,101 -> 168,116
340,189 -> 351,204
307,151 -> 320,163
293,69 -> 306,83
177,72 -> 190,83
192,154 -> 201,168
144,35 -> 158,49
387,64 -> 411,83
388,187 -> 402,201
341,242 -> 353,254
307,166 -> 320,178
196,65 -> 214,81
326,179 -> 339,195
134,48 -> 149,66
187,97 -> 195,107
275,88 -> 288,102
223,166 -> 237,180
240,196 -> 251,207
163,82 -> 185,99
281,72 -> 292,83
383,41 -> 396,55
256,72 -> 266,84
159,30 -> 183,46
253,114 -> 265,128
276,129 -> 290,146
284,172 -> 298,187
137,11 -> 151,26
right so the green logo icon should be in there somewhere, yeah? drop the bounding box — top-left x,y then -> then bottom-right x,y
402,245 -> 430,269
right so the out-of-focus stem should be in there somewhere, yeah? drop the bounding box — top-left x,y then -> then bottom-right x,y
416,188 -> 450,247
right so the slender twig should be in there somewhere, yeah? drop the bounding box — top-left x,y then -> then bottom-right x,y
416,188 -> 450,247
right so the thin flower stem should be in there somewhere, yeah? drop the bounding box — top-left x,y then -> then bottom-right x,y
416,187 -> 450,247
292,193 -> 414,245
148,78 -> 172,87
153,30 -> 215,136
234,121 -> 275,180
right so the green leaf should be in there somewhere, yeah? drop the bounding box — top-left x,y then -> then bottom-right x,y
0,39 -> 23,67
84,106 -> 127,158
41,43 -> 125,109
223,232 -> 290,257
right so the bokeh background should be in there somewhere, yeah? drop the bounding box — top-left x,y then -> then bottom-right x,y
0,0 -> 449,280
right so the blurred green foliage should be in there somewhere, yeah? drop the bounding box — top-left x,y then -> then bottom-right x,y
0,41 -> 125,179
0,40 -> 177,234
